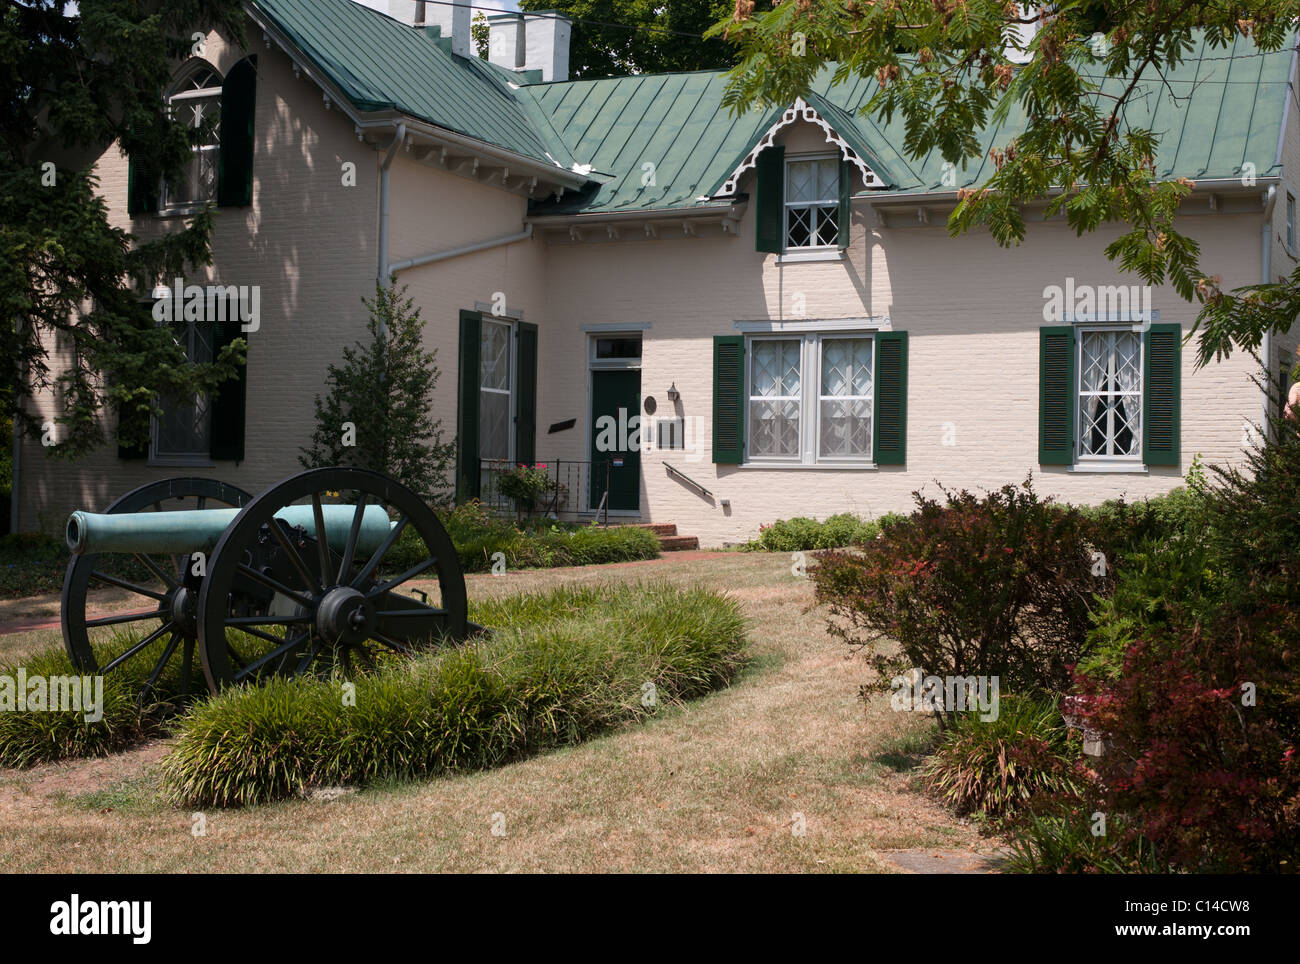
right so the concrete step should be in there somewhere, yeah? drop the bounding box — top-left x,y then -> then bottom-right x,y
658,534 -> 699,551
622,522 -> 678,537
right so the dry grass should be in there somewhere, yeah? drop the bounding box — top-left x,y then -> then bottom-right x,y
0,553 -> 996,873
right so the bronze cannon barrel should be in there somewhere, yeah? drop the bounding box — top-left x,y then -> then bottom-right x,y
66,504 -> 395,557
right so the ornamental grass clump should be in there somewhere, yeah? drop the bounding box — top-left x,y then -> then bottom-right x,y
918,695 -> 1086,824
158,583 -> 747,808
0,635 -> 179,767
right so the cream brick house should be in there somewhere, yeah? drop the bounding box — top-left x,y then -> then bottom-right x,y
14,0 -> 1300,546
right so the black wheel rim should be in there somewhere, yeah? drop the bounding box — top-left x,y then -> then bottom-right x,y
197,467 -> 468,691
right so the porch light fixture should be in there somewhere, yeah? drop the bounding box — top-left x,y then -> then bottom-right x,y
666,382 -> 680,402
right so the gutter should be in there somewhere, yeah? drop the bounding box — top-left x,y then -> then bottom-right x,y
526,201 -> 748,230
864,176 -> 1283,206
388,225 -> 534,274
377,122 -> 406,287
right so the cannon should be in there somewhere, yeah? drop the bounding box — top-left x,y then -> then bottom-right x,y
61,467 -> 469,705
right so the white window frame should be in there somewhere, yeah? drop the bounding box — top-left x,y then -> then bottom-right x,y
745,331 -> 874,467
784,153 -> 840,253
160,63 -> 223,213
1075,326 -> 1143,464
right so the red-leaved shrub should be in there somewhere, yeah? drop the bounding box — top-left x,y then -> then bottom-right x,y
812,478 -> 1113,718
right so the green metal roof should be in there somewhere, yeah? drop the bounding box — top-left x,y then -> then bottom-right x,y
250,0 -> 576,170
247,2 -> 1294,215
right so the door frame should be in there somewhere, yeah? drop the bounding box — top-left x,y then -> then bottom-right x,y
586,332 -> 643,517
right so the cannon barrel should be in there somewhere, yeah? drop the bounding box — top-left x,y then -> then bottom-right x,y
66,504 -> 395,557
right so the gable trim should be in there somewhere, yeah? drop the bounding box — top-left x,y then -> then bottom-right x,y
714,97 -> 885,198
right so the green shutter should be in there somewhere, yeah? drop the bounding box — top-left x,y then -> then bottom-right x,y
217,57 -> 257,208
873,331 -> 908,465
126,128 -> 158,217
712,335 -> 745,463
1143,323 -> 1181,466
457,311 -> 482,501
755,145 -> 784,253
515,321 -> 538,467
838,158 -> 852,251
209,315 -> 248,462
1039,326 -> 1076,464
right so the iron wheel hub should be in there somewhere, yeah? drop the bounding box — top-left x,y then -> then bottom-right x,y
315,586 -> 374,647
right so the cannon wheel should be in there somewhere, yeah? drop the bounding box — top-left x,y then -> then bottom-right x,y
61,477 -> 253,706
197,467 -> 469,691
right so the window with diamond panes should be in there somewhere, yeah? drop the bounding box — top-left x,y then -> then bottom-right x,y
153,317 -> 214,460
819,337 -> 873,458
479,319 -> 512,462
161,66 -> 222,209
1078,329 -> 1142,459
785,157 -> 840,249
748,338 -> 802,458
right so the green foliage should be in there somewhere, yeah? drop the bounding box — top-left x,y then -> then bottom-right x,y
812,480 -> 1111,711
711,2 -> 1299,370
495,464 -> 555,515
919,696 -> 1086,824
471,11 -> 490,58
1070,416 -> 1300,872
158,584 -> 749,807
0,531 -> 160,599
1004,809 -> 1167,874
299,283 -> 455,503
1,0 -> 248,455
520,0 -> 759,78
0,633 -> 181,767
746,512 -> 902,551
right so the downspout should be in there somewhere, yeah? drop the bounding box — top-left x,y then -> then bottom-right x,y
1261,184 -> 1278,434
377,122 -> 407,290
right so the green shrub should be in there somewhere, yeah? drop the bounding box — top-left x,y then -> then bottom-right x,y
812,479 -> 1111,710
747,511 -> 897,552
1071,418 -> 1300,872
1077,457 -> 1211,560
386,502 -> 659,575
919,695 -> 1086,823
159,583 -> 748,807
0,635 -> 178,767
1005,809 -> 1167,874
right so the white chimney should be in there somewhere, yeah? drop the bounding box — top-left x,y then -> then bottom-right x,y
523,12 -> 571,82
487,13 -> 525,70
385,0 -> 423,26
426,0 -> 472,58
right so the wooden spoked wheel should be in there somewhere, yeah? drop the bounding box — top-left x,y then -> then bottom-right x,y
197,467 -> 468,691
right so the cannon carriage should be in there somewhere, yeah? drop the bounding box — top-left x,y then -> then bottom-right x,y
61,467 -> 469,705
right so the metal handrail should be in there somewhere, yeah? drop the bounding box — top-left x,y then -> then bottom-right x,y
662,461 -> 712,498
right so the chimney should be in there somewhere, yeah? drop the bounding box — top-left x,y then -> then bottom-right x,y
487,13 -> 525,70
389,0 -> 472,57
523,12 -> 571,83
486,11 -> 572,82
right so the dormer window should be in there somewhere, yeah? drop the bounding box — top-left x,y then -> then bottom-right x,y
785,156 -> 841,249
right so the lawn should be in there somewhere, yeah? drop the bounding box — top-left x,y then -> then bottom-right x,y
0,552 -> 997,873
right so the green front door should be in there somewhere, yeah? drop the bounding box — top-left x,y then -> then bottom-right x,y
590,369 -> 642,512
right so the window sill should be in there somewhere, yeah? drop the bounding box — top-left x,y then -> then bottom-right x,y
149,457 -> 217,468
1067,462 -> 1148,474
776,249 -> 844,265
156,205 -> 209,220
739,461 -> 877,471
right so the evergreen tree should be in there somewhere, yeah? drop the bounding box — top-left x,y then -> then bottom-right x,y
300,283 -> 455,503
